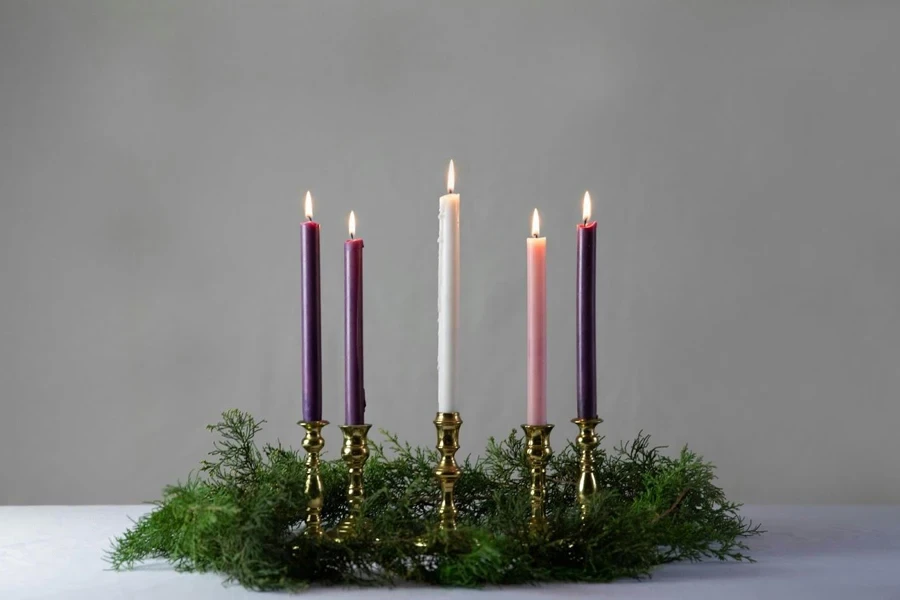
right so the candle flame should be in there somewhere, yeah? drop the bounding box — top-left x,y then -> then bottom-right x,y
447,159 -> 455,193
304,191 -> 313,220
348,210 -> 356,238
531,208 -> 541,237
582,191 -> 591,224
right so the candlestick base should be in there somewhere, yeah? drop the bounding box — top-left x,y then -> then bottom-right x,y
299,420 -> 329,537
572,417 -> 603,521
331,424 -> 372,542
521,424 -> 554,534
433,412 -> 462,532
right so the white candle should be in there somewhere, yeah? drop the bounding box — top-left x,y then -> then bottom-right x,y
438,160 -> 460,413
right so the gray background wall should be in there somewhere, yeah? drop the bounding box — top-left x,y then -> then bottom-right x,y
1,0 -> 898,505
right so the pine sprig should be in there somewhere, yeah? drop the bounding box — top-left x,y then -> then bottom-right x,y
108,410 -> 761,590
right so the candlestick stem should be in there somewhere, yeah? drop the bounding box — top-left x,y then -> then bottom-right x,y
572,417 -> 603,520
332,424 -> 372,541
433,412 -> 462,531
522,424 -> 554,533
299,420 -> 329,537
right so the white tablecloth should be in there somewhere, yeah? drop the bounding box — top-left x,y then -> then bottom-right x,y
1,505 -> 898,599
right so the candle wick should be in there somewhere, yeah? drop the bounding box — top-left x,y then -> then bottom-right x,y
350,233 -> 354,240
307,216 -> 312,222
583,217 -> 588,226
533,233 -> 538,238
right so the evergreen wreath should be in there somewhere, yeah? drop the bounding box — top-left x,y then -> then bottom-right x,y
109,409 -> 760,591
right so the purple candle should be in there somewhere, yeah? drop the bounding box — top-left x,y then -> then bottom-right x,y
301,191 -> 322,423
576,191 -> 597,419
344,211 -> 365,425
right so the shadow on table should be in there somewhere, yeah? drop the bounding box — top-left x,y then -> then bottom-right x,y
127,560 -> 175,572
644,560 -> 778,583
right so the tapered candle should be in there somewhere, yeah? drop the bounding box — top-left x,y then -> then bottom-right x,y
301,191 -> 322,422
344,211 -> 365,425
527,209 -> 547,425
576,191 -> 597,419
438,160 -> 460,413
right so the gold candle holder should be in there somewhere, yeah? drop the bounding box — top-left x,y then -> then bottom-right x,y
572,417 -> 603,520
299,420 -> 329,537
332,424 -> 372,541
521,424 -> 554,532
433,412 -> 463,531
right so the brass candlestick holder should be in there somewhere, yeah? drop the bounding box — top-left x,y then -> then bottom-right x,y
299,420 -> 329,537
433,412 -> 463,531
332,424 -> 372,541
521,424 -> 554,533
572,417 -> 603,520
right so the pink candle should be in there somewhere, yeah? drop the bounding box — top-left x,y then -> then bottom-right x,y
526,209 -> 547,425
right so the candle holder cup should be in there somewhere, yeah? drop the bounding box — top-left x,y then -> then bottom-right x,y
433,412 -> 463,531
521,424 -> 554,534
299,420 -> 329,537
331,424 -> 372,542
571,417 -> 603,521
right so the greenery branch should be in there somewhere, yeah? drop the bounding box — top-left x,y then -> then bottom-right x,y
108,409 -> 760,591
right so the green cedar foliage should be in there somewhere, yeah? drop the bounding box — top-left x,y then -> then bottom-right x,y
108,409 -> 760,591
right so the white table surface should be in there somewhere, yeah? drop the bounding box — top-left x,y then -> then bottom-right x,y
1,505 -> 898,599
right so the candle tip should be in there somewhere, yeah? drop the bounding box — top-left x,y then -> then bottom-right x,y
304,191 -> 313,220
582,191 -> 591,224
447,159 -> 455,193
348,210 -> 356,238
531,208 -> 541,237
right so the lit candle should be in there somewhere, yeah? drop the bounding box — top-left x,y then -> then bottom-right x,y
344,211 -> 365,425
438,160 -> 460,413
527,209 -> 547,425
576,191 -> 597,419
301,191 -> 322,422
